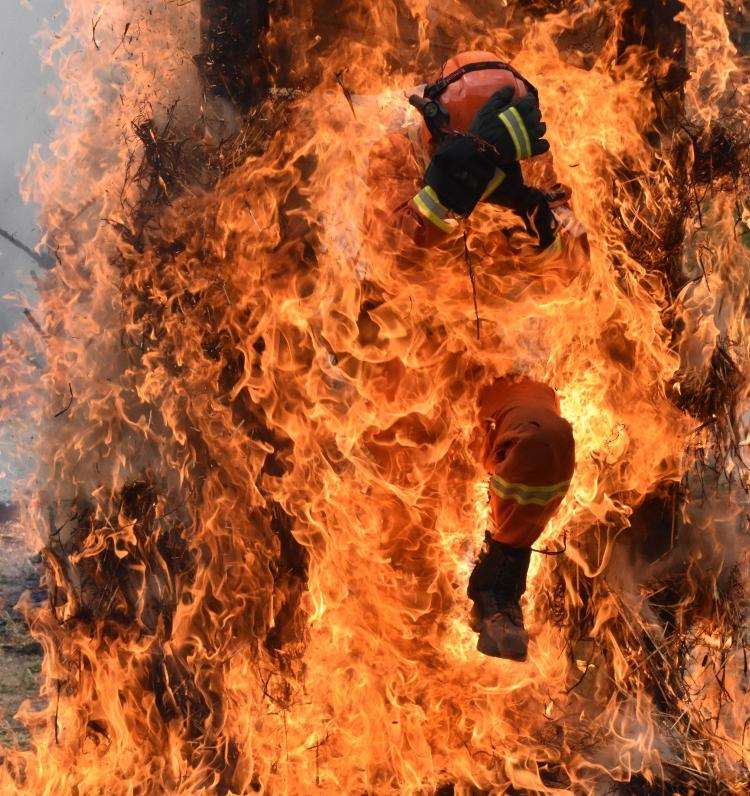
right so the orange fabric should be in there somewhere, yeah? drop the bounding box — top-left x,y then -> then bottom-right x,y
478,377 -> 575,547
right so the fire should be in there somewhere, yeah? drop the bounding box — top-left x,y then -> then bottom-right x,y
0,0 -> 748,793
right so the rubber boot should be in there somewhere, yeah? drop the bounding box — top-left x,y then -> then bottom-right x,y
468,534 -> 532,661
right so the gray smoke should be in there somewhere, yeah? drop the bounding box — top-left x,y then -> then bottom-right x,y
0,0 -> 62,336
0,1 -> 63,501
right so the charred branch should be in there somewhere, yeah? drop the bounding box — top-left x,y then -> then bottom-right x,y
197,0 -> 270,112
0,228 -> 54,270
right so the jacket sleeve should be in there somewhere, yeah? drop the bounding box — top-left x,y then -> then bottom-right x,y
366,132 -> 458,250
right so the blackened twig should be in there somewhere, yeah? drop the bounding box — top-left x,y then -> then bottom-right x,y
335,70 -> 357,119
54,384 -> 74,418
463,230 -> 480,341
54,679 -> 61,744
565,652 -> 593,694
531,528 -> 568,556
692,180 -> 704,229
23,309 -> 48,341
112,21 -> 131,56
92,13 -> 102,50
0,227 -> 48,268
696,244 -> 711,293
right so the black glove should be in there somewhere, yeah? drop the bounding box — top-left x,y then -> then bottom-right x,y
423,135 -> 497,217
487,161 -> 558,249
469,86 -> 549,163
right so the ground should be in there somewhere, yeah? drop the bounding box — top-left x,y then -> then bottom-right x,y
0,513 -> 43,748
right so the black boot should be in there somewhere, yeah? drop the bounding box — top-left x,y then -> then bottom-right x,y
467,534 -> 532,661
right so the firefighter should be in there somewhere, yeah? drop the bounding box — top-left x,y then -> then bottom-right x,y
365,51 -> 582,661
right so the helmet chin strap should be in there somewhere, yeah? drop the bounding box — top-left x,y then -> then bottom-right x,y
408,60 -> 539,144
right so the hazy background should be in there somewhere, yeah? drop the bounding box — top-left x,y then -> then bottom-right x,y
1,1 -> 63,500
0,0 -> 62,336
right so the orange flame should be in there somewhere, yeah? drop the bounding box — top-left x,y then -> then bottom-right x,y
1,1 -> 749,793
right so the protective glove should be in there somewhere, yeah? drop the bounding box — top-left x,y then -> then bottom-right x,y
422,135 -> 498,217
486,161 -> 558,249
469,86 -> 549,163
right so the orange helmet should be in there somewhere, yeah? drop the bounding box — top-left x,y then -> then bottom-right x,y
412,50 -> 533,148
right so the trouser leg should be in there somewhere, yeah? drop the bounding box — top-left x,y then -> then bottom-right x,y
478,376 -> 575,547
468,376 -> 575,660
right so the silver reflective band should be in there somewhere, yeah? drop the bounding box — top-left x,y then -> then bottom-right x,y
498,106 -> 532,159
480,168 -> 507,201
412,186 -> 458,233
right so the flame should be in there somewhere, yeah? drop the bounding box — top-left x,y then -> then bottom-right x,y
0,0 -> 749,793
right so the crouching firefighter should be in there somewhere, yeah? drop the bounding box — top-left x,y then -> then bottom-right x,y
364,51 -> 583,661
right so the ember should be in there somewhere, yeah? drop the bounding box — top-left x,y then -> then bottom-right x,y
0,1 -> 749,793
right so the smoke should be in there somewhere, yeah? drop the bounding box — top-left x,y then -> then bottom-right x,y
0,1 -> 63,501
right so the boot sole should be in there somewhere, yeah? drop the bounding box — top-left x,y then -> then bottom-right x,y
477,633 -> 527,661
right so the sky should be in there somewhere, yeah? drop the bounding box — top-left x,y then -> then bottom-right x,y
0,0 -> 62,336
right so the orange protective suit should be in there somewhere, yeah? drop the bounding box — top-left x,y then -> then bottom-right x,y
366,129 -> 578,548
478,377 -> 574,547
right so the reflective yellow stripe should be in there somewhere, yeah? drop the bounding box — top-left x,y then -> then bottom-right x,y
480,168 -> 506,201
490,490 -> 566,507
509,106 -> 532,158
493,474 -> 572,494
423,185 -> 446,211
498,112 -> 523,159
416,185 -> 450,219
490,474 -> 571,508
412,191 -> 456,233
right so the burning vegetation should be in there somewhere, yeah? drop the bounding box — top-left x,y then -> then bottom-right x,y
0,0 -> 749,793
